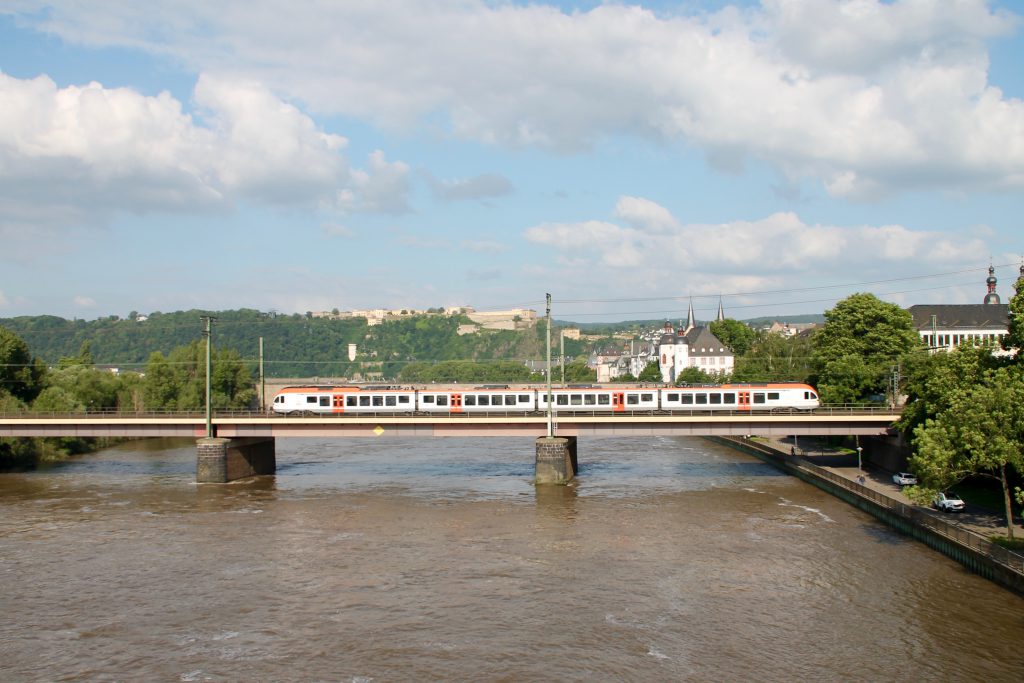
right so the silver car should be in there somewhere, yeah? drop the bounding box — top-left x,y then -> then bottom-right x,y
934,491 -> 965,512
892,472 -> 917,486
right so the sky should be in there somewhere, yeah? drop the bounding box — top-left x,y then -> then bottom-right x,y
1,0 -> 1022,324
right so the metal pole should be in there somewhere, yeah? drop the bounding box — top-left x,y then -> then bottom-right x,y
259,336 -> 265,412
201,316 -> 216,438
560,329 -> 565,387
856,435 -> 862,471
546,293 -> 553,438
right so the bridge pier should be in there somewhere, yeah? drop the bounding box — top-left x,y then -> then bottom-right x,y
196,437 -> 276,483
535,436 -> 577,485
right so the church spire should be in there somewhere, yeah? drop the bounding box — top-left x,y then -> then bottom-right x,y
716,296 -> 725,322
684,298 -> 696,333
984,264 -> 1001,305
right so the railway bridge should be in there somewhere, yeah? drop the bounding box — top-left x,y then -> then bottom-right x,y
0,408 -> 901,483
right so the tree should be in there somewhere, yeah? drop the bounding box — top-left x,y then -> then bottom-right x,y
0,326 -> 45,403
1003,274 -> 1024,356
910,365 -> 1024,540
709,319 -> 756,356
812,293 -> 919,404
732,331 -> 813,383
898,345 -> 996,436
638,360 -> 662,382
675,367 -> 717,385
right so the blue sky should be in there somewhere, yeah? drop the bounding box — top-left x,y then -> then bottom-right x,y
1,0 -> 1022,323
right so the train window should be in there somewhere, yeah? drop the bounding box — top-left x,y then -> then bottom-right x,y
767,392 -> 780,400
584,394 -> 596,405
505,395 -> 517,406
710,394 -> 722,405
347,396 -> 357,407
641,393 -> 653,402
598,395 -> 610,405
320,396 -> 330,406
571,394 -> 582,405
696,393 -> 708,405
372,396 -> 383,407
437,395 -> 448,406
307,396 -> 318,404
519,394 -> 531,403
753,393 -> 765,404
667,393 -> 679,402
399,396 -> 410,404
723,393 -> 736,404
386,396 -> 396,407
465,395 -> 476,406
422,395 -> 435,403
681,394 -> 693,405
626,394 -> 639,405
360,396 -> 371,406
556,395 -> 569,406
479,395 -> 490,406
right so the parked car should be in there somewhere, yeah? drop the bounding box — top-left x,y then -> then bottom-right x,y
892,472 -> 918,486
933,491 -> 966,512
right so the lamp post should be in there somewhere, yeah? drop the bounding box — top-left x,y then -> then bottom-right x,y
856,435 -> 863,472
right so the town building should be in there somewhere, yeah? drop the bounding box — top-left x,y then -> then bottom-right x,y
657,299 -> 735,383
906,264 -> 1021,353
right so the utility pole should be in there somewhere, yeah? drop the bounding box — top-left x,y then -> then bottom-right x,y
546,293 -> 553,438
560,329 -> 565,387
259,336 -> 265,412
201,316 -> 217,438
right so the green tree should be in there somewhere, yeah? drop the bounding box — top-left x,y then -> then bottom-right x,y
562,360 -> 597,383
732,331 -> 813,383
0,326 -> 45,403
898,345 -> 996,436
709,319 -> 757,356
812,293 -> 918,404
1004,274 -> 1024,356
638,360 -> 662,382
675,367 -> 717,385
909,365 -> 1024,539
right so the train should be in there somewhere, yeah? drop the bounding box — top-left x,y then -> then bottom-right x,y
270,383 -> 820,415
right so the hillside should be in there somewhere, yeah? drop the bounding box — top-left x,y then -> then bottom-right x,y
0,309 -> 558,378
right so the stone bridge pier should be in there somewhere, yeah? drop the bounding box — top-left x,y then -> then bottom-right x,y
196,437 -> 276,483
535,436 -> 578,485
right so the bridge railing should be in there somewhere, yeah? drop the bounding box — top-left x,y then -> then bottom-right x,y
1,405 -> 900,420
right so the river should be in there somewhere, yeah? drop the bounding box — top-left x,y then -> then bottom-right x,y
1,436 -> 1021,682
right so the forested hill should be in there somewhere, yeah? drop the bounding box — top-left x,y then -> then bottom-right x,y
0,310 -> 550,378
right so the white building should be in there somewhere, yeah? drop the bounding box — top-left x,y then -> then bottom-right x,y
657,299 -> 735,383
907,265 -> 1020,354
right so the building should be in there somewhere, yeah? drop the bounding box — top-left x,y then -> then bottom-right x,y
907,264 -> 1020,353
657,299 -> 735,382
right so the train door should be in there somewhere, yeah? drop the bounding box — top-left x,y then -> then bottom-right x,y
450,393 -> 463,413
737,391 -> 751,411
332,394 -> 345,414
612,392 -> 625,413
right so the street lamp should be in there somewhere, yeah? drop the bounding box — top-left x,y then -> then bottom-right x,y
857,446 -> 863,471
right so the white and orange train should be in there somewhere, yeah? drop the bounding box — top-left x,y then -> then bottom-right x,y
271,383 -> 820,415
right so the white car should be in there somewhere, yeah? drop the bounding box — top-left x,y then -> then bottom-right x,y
892,472 -> 918,486
933,492 -> 966,512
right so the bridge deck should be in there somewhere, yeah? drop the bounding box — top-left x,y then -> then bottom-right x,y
0,410 -> 900,438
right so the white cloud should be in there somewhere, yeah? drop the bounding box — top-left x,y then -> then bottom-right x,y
524,197 -> 990,301
0,71 -> 411,240
73,295 -> 96,308
9,0 -> 1022,196
461,240 -> 509,253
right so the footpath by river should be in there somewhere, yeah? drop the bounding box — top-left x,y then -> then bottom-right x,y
762,436 -> 1024,540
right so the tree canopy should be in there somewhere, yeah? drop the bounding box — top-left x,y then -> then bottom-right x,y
709,318 -> 757,356
812,293 -> 919,404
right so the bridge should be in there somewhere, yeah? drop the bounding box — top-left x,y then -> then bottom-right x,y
0,407 -> 901,483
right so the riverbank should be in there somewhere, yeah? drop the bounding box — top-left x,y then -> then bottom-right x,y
708,435 -> 1024,596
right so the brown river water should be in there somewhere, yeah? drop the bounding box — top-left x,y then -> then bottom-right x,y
1,436 -> 1022,682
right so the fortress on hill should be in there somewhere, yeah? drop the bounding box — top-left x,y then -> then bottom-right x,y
311,306 -> 538,332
